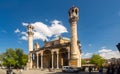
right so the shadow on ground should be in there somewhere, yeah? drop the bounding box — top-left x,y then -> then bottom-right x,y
46,72 -> 106,74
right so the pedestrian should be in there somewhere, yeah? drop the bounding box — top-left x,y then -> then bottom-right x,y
89,67 -> 92,74
107,65 -> 115,74
117,66 -> 120,74
99,66 -> 103,74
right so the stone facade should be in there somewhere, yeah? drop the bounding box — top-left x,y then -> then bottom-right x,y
27,25 -> 34,69
27,6 -> 81,69
68,6 -> 81,67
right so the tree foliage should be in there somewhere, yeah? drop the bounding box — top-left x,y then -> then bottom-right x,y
0,48 -> 28,68
90,54 -> 105,67
81,59 -> 86,65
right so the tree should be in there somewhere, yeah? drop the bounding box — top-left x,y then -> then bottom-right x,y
90,54 -> 105,67
81,59 -> 86,65
0,53 -> 6,66
3,48 -> 16,67
14,48 -> 28,68
1,48 -> 28,68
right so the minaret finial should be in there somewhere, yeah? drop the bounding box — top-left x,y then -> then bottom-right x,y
68,6 -> 79,23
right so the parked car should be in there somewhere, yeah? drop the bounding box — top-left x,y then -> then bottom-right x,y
62,66 -> 80,73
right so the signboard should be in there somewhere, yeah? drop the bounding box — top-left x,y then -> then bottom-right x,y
70,60 -> 77,66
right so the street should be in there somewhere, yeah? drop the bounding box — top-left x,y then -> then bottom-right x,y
0,69 -> 106,74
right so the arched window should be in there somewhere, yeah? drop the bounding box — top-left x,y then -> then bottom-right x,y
72,9 -> 74,13
32,53 -> 35,60
75,9 -> 78,14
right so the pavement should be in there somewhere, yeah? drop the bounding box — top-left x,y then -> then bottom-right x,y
0,69 -> 6,74
0,69 -> 106,74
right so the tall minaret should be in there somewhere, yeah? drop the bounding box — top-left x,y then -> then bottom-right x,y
27,25 -> 34,52
69,6 -> 81,67
27,25 -> 34,69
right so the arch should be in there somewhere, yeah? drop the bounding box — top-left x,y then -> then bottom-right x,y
59,48 -> 68,67
32,53 -> 37,68
75,9 -> 78,14
43,50 -> 51,68
43,50 -> 51,54
72,9 -> 74,13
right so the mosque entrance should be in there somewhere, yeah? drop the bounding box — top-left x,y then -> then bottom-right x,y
59,48 -> 68,68
43,50 -> 51,68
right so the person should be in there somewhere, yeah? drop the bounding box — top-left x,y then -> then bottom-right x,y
117,66 -> 120,74
99,67 -> 103,74
48,67 -> 52,72
89,67 -> 92,74
6,67 -> 13,74
106,65 -> 114,74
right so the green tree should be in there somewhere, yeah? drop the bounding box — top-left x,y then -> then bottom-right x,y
0,53 -> 5,61
81,59 -> 86,65
90,54 -> 105,67
15,48 -> 28,67
1,48 -> 28,68
3,48 -> 16,67
0,53 -> 6,66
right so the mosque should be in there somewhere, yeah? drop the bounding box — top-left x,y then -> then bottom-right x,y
26,6 -> 82,69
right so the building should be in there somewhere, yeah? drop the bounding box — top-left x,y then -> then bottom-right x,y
116,43 -> 120,52
106,58 -> 120,65
26,6 -> 82,69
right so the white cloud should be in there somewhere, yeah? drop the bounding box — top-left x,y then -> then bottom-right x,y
82,52 -> 93,58
17,20 -> 68,41
20,31 -> 28,40
21,36 -> 28,40
33,31 -> 47,41
22,22 -> 29,26
98,49 -> 112,53
98,47 -> 120,59
14,28 -> 20,33
32,22 -> 52,37
82,47 -> 120,59
21,32 -> 27,36
50,20 -> 68,37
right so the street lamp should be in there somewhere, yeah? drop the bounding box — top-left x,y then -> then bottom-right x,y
116,43 -> 120,52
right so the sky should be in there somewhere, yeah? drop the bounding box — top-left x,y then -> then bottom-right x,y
0,0 -> 120,59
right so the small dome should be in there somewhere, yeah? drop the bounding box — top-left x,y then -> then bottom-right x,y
34,42 -> 40,49
51,37 -> 70,41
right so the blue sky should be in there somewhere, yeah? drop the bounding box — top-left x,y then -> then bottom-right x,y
0,0 -> 120,58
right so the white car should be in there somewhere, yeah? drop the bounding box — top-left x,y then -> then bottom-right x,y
62,66 -> 79,73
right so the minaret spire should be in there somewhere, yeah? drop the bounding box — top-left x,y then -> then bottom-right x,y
27,24 -> 34,69
68,6 -> 81,67
27,25 -> 34,52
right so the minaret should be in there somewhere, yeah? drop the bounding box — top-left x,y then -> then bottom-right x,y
27,25 -> 34,52
69,6 -> 81,67
27,25 -> 34,69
